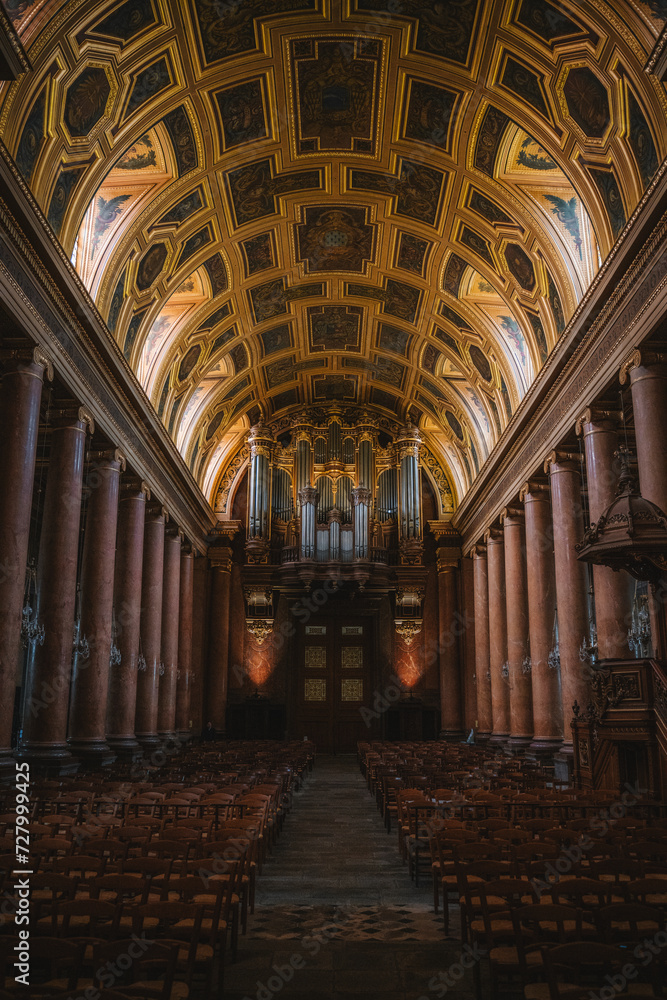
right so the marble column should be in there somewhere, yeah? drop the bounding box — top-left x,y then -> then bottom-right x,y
621,352 -> 667,511
576,409 -> 633,659
106,479 -> 148,756
472,545 -> 492,740
502,507 -> 533,748
19,406 -> 93,767
462,555 -> 477,732
0,348 -> 51,771
157,528 -> 181,739
68,449 -> 124,764
521,483 -> 563,751
176,546 -> 194,738
621,352 -> 667,658
207,544 -> 233,734
437,559 -> 464,740
486,528 -> 510,743
135,504 -> 167,748
545,453 -> 590,750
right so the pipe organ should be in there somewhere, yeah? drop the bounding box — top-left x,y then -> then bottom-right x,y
243,408 -> 425,568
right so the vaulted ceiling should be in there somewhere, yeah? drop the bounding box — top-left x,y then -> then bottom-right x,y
1,0 -> 665,508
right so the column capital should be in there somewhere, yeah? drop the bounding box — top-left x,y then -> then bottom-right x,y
212,519 -> 241,544
146,502 -> 169,522
0,344 -> 54,380
544,450 -> 580,474
78,406 -> 96,435
209,545 -> 234,572
619,348 -> 667,385
246,421 -> 275,459
298,485 -> 319,507
351,486 -> 372,506
436,551 -> 459,573
120,477 -> 150,500
484,527 -> 503,544
575,407 -> 623,436
50,403 -> 95,433
166,526 -> 184,543
520,480 -> 550,502
471,542 -> 487,557
88,447 -> 127,471
427,519 -> 458,542
500,506 -> 524,523
32,347 -> 54,381
396,422 -> 422,460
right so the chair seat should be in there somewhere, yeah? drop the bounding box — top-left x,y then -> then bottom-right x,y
470,917 -> 514,936
490,945 -> 542,968
176,942 -> 214,965
129,979 -> 189,999
525,982 -> 656,999
525,983 -> 581,999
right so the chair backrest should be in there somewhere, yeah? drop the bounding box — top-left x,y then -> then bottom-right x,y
541,941 -> 632,995
512,903 -> 582,947
92,939 -> 178,1000
549,877 -> 609,907
56,898 -> 120,937
596,902 -> 662,942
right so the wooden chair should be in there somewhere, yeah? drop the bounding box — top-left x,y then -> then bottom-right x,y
129,902 -> 207,998
91,939 -> 182,1000
536,941 -> 657,1000
595,902 -> 662,945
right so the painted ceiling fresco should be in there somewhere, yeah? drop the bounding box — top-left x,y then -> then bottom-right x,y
1,0 -> 666,507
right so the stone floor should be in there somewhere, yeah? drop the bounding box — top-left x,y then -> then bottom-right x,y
222,755 -> 488,1000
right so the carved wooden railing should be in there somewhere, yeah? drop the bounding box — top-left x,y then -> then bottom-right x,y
572,658 -> 667,799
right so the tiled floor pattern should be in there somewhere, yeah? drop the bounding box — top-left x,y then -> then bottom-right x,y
224,755 -> 484,999
245,903 -> 446,942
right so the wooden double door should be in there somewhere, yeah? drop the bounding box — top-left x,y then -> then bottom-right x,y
294,615 -> 375,753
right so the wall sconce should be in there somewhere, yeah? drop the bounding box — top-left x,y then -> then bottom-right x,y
244,587 -> 274,645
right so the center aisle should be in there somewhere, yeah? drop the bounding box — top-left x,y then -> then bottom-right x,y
256,753 -> 433,907
224,754 -> 477,1000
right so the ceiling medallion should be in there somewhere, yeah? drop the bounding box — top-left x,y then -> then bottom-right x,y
394,619 -> 422,646
245,618 -> 274,645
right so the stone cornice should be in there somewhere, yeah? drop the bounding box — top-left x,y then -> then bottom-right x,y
645,18 -> 667,78
0,8 -> 30,79
0,143 -> 216,553
453,153 -> 667,550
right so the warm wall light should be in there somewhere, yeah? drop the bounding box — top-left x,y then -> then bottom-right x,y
395,650 -> 422,689
247,648 -> 273,687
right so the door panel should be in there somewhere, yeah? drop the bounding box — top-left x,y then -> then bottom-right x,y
296,616 -> 373,752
